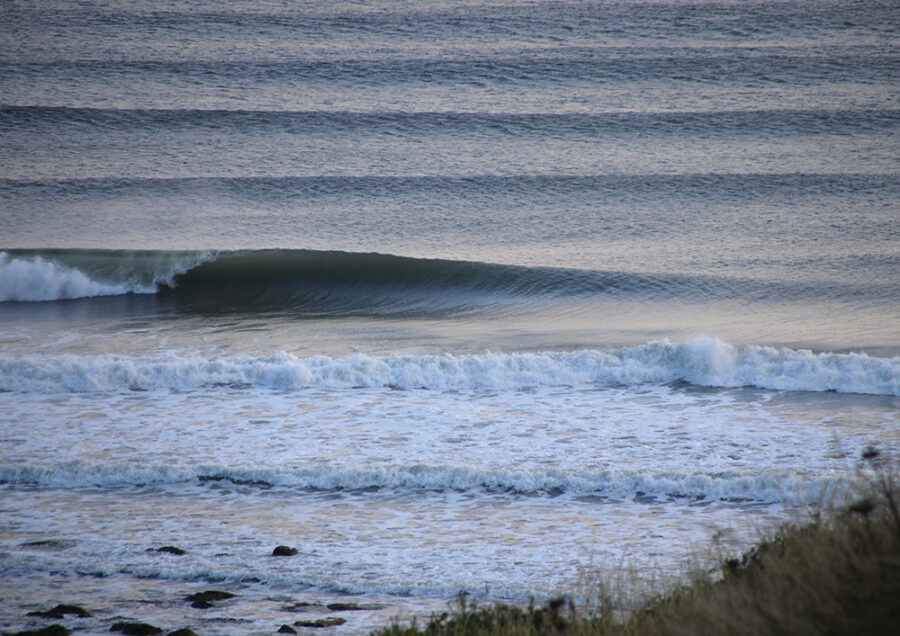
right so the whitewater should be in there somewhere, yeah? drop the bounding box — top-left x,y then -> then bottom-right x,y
2,1 -> 899,635
2,340 -> 899,395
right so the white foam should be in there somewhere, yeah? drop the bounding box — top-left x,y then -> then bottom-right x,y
624,339 -> 900,395
0,252 -> 140,301
0,339 -> 897,395
0,251 -> 213,302
0,460 -> 838,504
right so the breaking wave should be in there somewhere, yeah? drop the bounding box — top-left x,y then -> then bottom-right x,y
0,248 -> 890,313
0,249 -> 211,302
0,248 -> 709,311
1,338 -> 897,395
0,459 -> 840,504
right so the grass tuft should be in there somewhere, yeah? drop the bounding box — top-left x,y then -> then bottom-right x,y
373,450 -> 900,635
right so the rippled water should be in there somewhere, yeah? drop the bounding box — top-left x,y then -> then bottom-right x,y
1,1 -> 898,634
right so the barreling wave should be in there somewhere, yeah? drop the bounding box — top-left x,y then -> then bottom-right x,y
0,248 -> 670,311
0,459 -> 840,504
1,248 -> 892,312
1,339 -> 897,396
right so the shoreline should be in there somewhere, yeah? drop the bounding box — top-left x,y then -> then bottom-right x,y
373,450 -> 900,635
10,451 -> 898,636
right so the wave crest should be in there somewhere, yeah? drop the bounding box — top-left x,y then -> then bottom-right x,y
1,339 -> 896,395
0,250 -> 212,302
0,460 -> 838,504
1,249 -> 892,310
0,252 -> 136,301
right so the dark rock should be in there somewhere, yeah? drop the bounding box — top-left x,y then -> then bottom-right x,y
278,625 -> 297,634
76,569 -> 108,578
294,617 -> 347,628
325,603 -> 364,611
110,623 -> 163,635
155,546 -> 187,555
849,498 -> 876,517
272,545 -> 299,557
185,590 -> 235,608
166,630 -> 198,636
281,602 -> 323,612
198,474 -> 273,488
21,540 -> 73,550
27,604 -> 92,618
11,626 -> 70,636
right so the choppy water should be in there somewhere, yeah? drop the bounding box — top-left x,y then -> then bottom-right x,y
1,1 -> 899,635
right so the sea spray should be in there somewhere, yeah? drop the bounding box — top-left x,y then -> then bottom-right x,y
0,252 -> 135,301
0,250 -> 213,302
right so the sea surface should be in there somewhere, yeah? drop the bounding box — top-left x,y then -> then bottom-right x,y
1,1 -> 899,634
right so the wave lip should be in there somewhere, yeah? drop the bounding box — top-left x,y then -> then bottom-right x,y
0,248 -> 624,310
1,339 -> 897,396
0,252 -> 138,302
0,250 -> 212,303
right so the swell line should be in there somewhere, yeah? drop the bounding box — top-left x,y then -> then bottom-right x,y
3,105 -> 898,137
2,49 -> 896,84
0,459 -> 842,505
1,249 -> 897,310
3,173 -> 898,200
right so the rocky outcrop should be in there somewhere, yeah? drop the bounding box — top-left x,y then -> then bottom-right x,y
27,605 -> 91,619
185,590 -> 235,609
11,626 -> 70,636
109,622 -> 163,635
272,545 -> 299,556
153,546 -> 187,555
325,603 -> 364,611
294,617 -> 347,628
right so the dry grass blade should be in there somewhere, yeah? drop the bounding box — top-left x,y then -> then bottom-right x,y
373,450 -> 900,636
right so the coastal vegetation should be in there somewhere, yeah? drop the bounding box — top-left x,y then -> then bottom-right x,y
374,449 -> 900,636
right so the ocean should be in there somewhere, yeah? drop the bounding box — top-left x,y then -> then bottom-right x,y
1,1 -> 898,634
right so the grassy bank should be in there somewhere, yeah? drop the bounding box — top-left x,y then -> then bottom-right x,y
374,450 -> 900,636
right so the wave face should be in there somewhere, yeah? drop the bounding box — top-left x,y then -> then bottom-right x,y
0,248 -> 661,312
1,248 -> 893,313
2,339 -> 897,396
